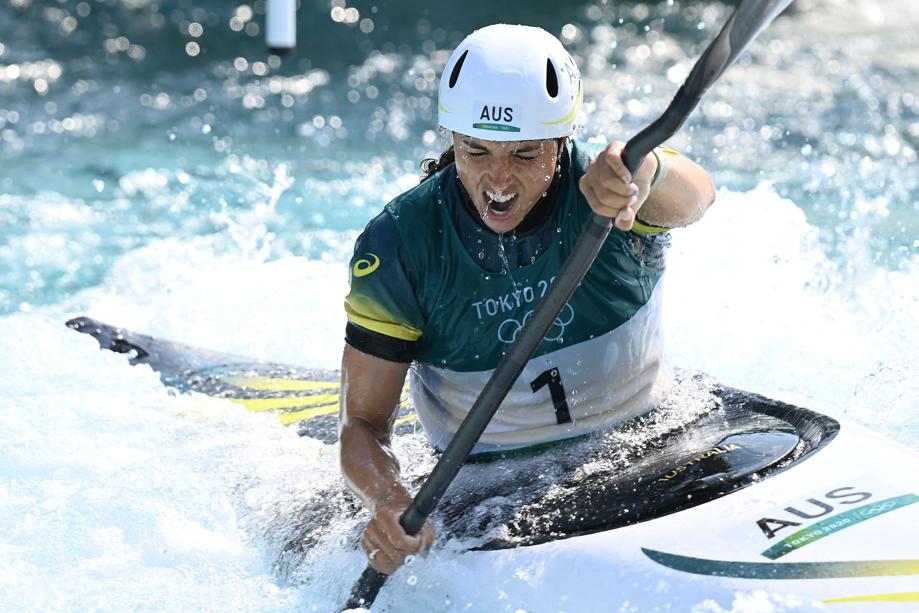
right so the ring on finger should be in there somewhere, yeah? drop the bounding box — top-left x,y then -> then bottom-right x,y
368,548 -> 381,561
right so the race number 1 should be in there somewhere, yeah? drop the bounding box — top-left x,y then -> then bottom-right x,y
530,368 -> 572,424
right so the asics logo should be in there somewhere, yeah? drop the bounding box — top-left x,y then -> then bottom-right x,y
352,253 -> 380,277
498,303 -> 575,344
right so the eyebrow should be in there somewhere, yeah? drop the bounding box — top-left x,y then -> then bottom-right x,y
461,139 -> 541,153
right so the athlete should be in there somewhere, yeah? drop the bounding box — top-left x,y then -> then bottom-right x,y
339,24 -> 715,575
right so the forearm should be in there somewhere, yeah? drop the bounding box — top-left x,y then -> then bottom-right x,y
638,151 -> 716,228
340,417 -> 411,512
338,346 -> 432,574
338,344 -> 413,513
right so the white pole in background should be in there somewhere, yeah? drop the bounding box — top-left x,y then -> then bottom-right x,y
266,0 -> 297,54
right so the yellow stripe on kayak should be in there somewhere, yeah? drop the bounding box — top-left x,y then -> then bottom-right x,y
277,403 -> 339,425
394,413 -> 417,426
222,377 -> 414,428
222,376 -> 339,392
277,404 -> 415,427
230,393 -> 339,412
824,592 -> 919,603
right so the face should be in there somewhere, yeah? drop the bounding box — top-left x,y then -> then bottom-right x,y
453,133 -> 563,233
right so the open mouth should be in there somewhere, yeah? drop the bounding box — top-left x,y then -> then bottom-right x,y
484,191 -> 519,215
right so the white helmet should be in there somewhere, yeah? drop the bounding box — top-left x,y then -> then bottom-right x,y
437,24 -> 582,142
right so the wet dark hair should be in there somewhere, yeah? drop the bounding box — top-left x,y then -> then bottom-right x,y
420,146 -> 456,182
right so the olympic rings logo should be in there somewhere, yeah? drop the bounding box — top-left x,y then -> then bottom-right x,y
497,303 -> 575,344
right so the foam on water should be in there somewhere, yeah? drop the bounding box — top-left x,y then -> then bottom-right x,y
0,315 -> 304,611
665,184 -> 918,446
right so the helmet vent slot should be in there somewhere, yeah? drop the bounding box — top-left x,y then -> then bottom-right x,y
449,50 -> 469,88
546,59 -> 559,98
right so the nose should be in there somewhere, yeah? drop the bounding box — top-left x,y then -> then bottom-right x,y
487,156 -> 513,191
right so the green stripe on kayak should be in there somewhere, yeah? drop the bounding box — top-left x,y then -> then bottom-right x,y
761,493 -> 919,560
642,548 -> 919,579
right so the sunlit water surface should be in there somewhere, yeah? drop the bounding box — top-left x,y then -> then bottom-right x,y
1,0 -> 917,611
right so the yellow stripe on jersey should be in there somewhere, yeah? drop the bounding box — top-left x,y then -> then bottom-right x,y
345,294 -> 422,341
631,219 -> 670,235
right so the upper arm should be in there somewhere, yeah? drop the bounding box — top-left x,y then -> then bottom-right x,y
339,344 -> 410,441
640,150 -> 716,228
344,211 -> 425,359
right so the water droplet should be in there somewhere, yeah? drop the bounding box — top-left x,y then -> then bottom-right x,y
406,574 -> 418,586
405,554 -> 416,566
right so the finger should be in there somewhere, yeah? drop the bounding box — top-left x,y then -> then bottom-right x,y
361,528 -> 389,572
592,176 -> 638,204
628,190 -> 644,216
582,175 -> 631,219
579,176 -> 607,216
368,547 -> 402,575
377,511 -> 423,553
615,206 -> 636,231
585,151 -> 634,194
365,519 -> 405,559
601,141 -> 631,184
364,523 -> 409,574
418,522 -> 435,557
360,531 -> 373,554
588,163 -> 637,199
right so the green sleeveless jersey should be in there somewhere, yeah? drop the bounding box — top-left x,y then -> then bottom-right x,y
346,141 -> 672,452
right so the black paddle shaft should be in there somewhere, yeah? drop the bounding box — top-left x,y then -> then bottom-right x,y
343,1 -> 793,608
